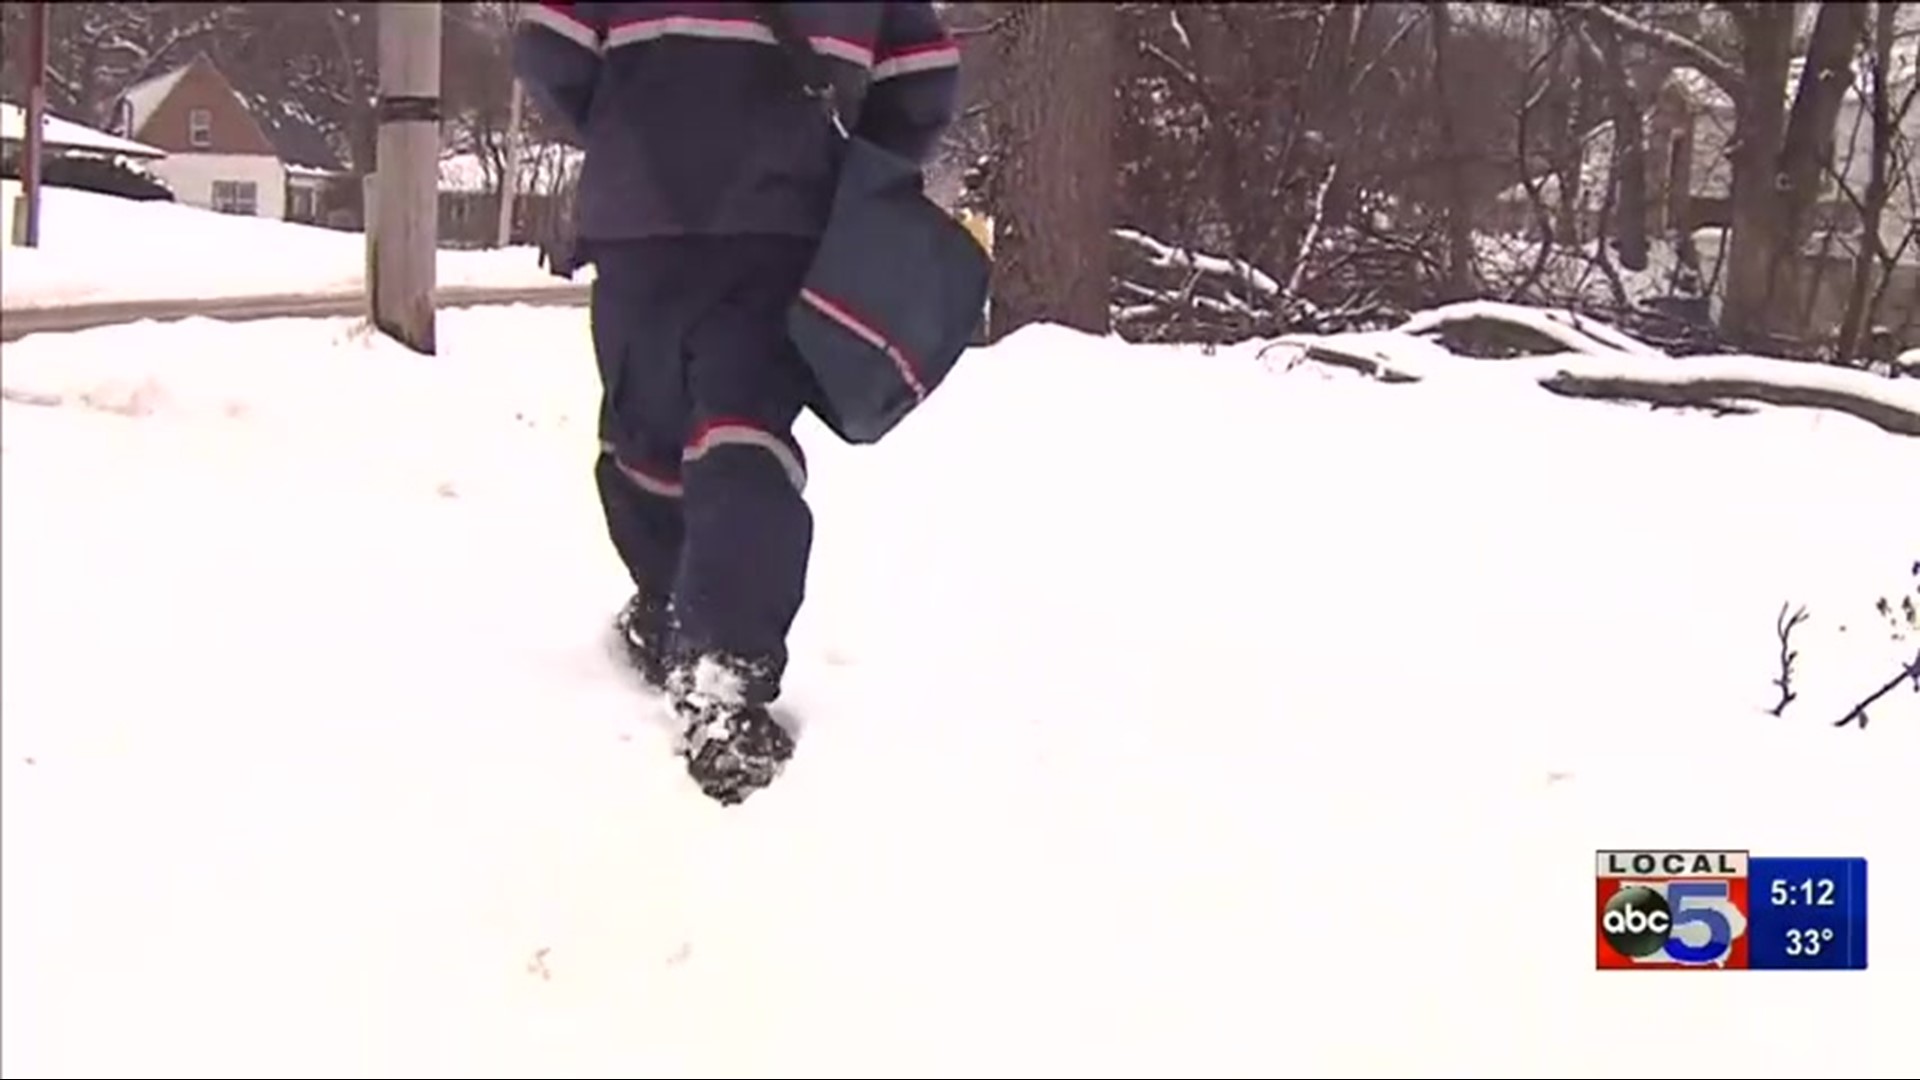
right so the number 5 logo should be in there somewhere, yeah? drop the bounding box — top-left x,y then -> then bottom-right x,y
1663,881 -> 1733,963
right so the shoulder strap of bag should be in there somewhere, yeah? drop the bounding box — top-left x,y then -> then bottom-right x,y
750,2 -> 849,137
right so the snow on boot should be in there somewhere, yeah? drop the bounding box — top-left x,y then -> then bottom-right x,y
613,590 -> 675,691
668,653 -> 795,806
686,705 -> 794,806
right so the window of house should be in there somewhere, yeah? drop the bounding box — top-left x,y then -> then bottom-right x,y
211,180 -> 258,216
188,107 -> 212,148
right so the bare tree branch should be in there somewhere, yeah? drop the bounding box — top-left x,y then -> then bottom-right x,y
1564,1 -> 1746,98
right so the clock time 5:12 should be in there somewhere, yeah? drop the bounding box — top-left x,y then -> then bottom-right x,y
1770,877 -> 1836,907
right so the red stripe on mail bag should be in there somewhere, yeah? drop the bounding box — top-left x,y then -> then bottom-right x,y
799,287 -> 929,401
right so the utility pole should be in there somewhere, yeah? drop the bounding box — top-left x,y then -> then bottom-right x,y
495,2 -> 525,249
14,1 -> 51,248
370,2 -> 443,354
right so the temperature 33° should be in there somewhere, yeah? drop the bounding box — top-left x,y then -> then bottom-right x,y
1785,927 -> 1835,957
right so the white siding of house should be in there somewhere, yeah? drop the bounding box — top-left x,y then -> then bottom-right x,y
149,152 -> 287,220
1682,80 -> 1920,263
1675,49 -> 1919,198
1827,82 -> 1920,261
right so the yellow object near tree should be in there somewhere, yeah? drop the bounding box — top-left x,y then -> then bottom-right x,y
957,210 -> 994,257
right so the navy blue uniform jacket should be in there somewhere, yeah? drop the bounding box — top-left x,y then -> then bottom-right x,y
512,1 -> 960,241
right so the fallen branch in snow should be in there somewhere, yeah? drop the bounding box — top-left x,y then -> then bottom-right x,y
1832,649 -> 1920,729
1113,229 -> 1283,342
1536,371 -> 1920,437
1273,301 -> 1920,436
1111,227 -> 1407,344
1278,340 -> 1424,384
1770,603 -> 1811,718
1,386 -> 64,408
1398,300 -> 1677,361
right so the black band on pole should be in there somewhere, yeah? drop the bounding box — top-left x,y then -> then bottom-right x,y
377,95 -> 442,124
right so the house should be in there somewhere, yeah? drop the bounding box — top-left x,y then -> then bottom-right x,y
1,101 -> 167,164
238,99 -> 356,228
109,54 -> 296,220
1653,50 -> 1920,250
1,100 -> 174,208
1495,43 -> 1920,247
1656,50 -> 1920,342
1489,40 -> 1920,343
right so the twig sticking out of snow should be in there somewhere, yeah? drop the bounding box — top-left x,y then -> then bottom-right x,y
1770,603 -> 1810,718
1832,650 -> 1920,729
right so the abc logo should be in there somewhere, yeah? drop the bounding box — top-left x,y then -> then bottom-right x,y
1601,886 -> 1673,958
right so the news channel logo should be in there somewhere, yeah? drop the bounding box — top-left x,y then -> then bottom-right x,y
1596,850 -> 1750,969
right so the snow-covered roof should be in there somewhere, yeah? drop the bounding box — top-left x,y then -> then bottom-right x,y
116,64 -> 193,136
0,101 -> 167,159
239,89 -> 348,173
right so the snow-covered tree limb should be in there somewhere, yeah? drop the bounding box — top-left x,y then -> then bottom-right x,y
1538,370 -> 1920,437
1275,302 -> 1920,437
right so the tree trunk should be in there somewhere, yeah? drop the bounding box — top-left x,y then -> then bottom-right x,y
1548,39 -> 1584,245
1425,2 -> 1478,300
1721,1 -> 1867,348
1589,21 -> 1650,271
333,8 -> 379,174
1186,7 -> 1256,269
986,1 -> 1116,337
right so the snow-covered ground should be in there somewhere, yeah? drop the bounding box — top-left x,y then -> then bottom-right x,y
2,309 -> 1916,1078
0,182 -> 582,310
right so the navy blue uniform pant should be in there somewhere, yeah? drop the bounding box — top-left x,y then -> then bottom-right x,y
589,236 -> 819,696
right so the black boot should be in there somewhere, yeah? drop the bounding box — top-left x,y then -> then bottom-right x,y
613,589 -> 675,691
667,652 -> 795,805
